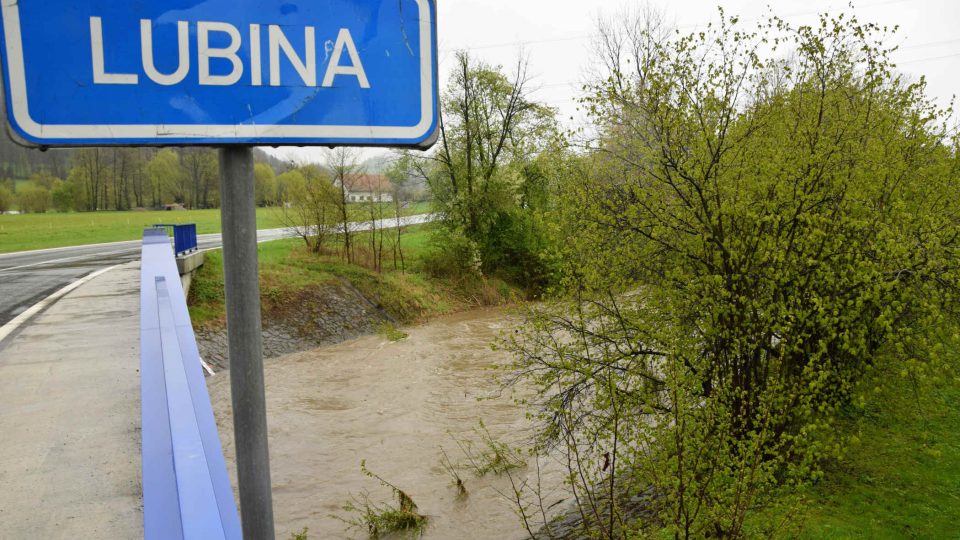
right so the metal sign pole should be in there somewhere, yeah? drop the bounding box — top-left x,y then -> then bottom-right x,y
218,146 -> 276,540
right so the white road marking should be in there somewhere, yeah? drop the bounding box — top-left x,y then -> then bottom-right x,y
0,239 -> 140,259
0,264 -> 122,344
0,248 -> 140,274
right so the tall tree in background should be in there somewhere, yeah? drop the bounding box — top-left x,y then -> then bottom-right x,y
181,148 -> 218,208
69,149 -> 105,211
281,167 -> 340,253
435,51 -> 532,238
109,148 -> 135,211
254,163 -> 277,207
146,149 -> 184,207
427,51 -> 559,283
0,185 -> 12,213
386,155 -> 416,272
359,175 -> 387,272
129,148 -> 150,208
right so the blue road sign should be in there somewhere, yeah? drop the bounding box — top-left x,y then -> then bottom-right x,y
0,0 -> 438,147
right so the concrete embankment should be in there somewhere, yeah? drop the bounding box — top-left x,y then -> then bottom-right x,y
195,279 -> 397,369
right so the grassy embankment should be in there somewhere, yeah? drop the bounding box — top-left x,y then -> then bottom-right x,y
755,358 -> 960,538
188,223 -> 517,330
0,202 -> 431,254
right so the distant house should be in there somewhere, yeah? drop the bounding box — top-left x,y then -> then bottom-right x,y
345,174 -> 394,203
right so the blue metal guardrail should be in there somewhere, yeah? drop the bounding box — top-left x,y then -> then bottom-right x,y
153,223 -> 199,256
140,228 -> 241,540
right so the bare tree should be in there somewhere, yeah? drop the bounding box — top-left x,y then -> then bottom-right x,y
590,4 -> 671,97
280,167 -> 339,253
386,154 -> 416,272
328,147 -> 363,263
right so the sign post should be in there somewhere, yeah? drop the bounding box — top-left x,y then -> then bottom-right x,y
0,1 -> 438,537
218,146 -> 274,539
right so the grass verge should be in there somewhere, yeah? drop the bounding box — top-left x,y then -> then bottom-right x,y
755,363 -> 960,538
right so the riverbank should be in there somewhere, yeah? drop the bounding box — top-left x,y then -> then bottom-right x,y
188,226 -> 521,368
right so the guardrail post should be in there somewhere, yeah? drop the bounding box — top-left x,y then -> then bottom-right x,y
218,146 -> 275,540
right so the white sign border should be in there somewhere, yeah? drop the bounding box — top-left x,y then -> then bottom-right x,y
0,0 -> 435,143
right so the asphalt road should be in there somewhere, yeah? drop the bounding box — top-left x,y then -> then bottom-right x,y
0,214 -> 435,327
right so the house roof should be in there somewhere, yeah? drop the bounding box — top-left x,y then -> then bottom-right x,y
346,174 -> 392,193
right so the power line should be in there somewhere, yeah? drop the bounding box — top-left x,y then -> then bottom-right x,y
457,34 -> 590,52
899,37 -> 960,51
525,44 -> 960,95
899,51 -> 960,65
438,0 -> 916,54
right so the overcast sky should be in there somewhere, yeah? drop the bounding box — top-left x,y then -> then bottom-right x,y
269,0 -> 960,165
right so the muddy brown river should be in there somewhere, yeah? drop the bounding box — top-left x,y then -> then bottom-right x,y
207,308 -> 566,539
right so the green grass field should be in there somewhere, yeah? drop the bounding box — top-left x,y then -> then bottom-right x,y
0,201 -> 433,254
755,361 -> 960,538
794,384 -> 958,537
0,208 -> 286,253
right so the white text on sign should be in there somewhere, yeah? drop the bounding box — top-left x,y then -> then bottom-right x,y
89,17 -> 371,88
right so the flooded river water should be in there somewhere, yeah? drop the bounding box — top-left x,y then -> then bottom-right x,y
207,308 -> 564,539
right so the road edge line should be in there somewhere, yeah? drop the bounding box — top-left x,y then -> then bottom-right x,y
0,264 -> 123,344
0,239 -> 141,258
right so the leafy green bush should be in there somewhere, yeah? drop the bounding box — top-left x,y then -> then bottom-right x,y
51,180 -> 76,213
0,185 -> 12,214
17,185 -> 51,214
449,420 -> 525,477
506,8 -> 960,538
377,322 -> 408,342
418,227 -> 483,279
480,209 -> 559,295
